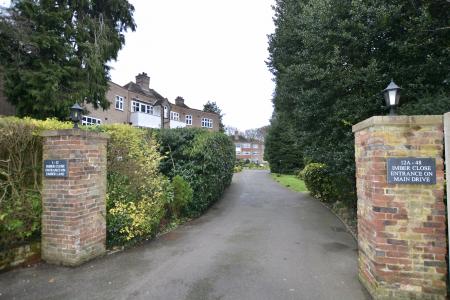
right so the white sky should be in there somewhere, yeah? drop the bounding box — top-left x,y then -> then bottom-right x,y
1,0 -> 276,130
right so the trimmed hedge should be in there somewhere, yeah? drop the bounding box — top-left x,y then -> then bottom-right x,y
299,162 -> 356,207
155,128 -> 235,217
89,124 -> 171,247
298,163 -> 338,203
0,117 -> 72,250
1,117 -> 234,250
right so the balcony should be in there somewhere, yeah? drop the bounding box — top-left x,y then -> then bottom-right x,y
170,120 -> 187,129
130,112 -> 161,129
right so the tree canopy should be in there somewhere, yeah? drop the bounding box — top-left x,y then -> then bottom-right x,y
0,0 -> 136,119
265,0 -> 450,205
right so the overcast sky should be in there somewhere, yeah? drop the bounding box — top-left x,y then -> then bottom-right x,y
110,0 -> 275,130
0,0 -> 276,130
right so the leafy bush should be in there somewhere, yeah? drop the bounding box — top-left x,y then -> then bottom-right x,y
91,124 -> 171,247
0,117 -> 71,250
234,165 -> 243,173
300,163 -> 338,203
155,128 -> 235,217
169,175 -> 193,219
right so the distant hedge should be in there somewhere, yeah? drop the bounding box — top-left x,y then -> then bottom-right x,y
155,128 -> 235,217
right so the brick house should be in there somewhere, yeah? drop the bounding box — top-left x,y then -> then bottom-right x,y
82,72 -> 220,131
233,132 -> 265,163
0,71 -> 220,131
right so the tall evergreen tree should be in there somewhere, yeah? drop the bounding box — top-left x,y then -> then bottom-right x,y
266,0 -> 450,206
0,0 -> 136,119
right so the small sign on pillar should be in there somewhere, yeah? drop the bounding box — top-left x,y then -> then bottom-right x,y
386,157 -> 436,184
44,160 -> 68,177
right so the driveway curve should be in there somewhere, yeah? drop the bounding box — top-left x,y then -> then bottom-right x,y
0,170 -> 369,300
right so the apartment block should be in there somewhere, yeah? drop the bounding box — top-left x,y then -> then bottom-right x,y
233,132 -> 265,163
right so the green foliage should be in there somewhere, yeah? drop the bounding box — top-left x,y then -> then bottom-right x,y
266,0 -> 450,208
0,0 -> 136,119
92,124 -> 170,247
0,117 -> 71,250
234,165 -> 243,173
300,163 -> 339,203
169,175 -> 193,219
264,116 -> 303,174
155,128 -> 235,217
235,159 -> 267,170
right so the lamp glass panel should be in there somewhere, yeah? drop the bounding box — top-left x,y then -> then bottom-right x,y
389,90 -> 397,106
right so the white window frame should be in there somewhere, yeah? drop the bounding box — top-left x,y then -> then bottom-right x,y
253,144 -> 259,149
170,111 -> 180,121
201,118 -> 213,128
185,115 -> 192,125
82,116 -> 101,126
132,101 -> 140,112
164,106 -> 168,118
115,95 -> 124,111
132,100 -> 153,115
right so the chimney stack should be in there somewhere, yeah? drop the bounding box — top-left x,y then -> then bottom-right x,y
175,96 -> 185,106
136,72 -> 150,91
234,130 -> 239,141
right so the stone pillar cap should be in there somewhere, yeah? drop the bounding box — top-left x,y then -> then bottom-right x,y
42,129 -> 109,139
352,115 -> 443,133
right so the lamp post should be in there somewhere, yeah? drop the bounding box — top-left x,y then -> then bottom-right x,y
383,80 -> 401,116
70,103 -> 83,129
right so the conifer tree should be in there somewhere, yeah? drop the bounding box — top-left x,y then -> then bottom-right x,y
0,0 -> 136,119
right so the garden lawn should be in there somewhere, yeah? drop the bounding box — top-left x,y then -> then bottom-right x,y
271,174 -> 308,193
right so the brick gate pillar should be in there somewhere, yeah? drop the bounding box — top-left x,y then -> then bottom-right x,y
41,129 -> 109,266
353,116 -> 447,299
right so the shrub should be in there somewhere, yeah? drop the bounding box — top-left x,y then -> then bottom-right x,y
155,128 -> 235,217
92,124 -> 171,247
300,163 -> 338,203
169,175 -> 193,219
0,117 -> 71,250
234,165 -> 243,173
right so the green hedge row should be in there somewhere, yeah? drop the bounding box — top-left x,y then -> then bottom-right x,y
0,117 -> 234,250
155,128 -> 235,217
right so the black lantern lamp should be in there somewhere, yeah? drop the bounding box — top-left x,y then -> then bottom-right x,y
383,80 -> 401,116
70,103 -> 83,129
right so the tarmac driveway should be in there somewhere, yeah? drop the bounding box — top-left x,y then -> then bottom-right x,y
0,170 -> 369,300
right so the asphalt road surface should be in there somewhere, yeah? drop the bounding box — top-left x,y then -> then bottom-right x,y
0,170 -> 370,300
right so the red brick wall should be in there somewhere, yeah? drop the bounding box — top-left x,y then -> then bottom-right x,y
41,130 -> 108,266
353,116 -> 446,299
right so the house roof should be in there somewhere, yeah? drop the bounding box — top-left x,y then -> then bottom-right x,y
123,82 -> 167,104
174,102 -> 190,109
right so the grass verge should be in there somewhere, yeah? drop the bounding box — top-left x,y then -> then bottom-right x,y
271,173 -> 308,193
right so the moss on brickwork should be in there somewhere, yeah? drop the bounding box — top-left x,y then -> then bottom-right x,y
0,242 -> 41,271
